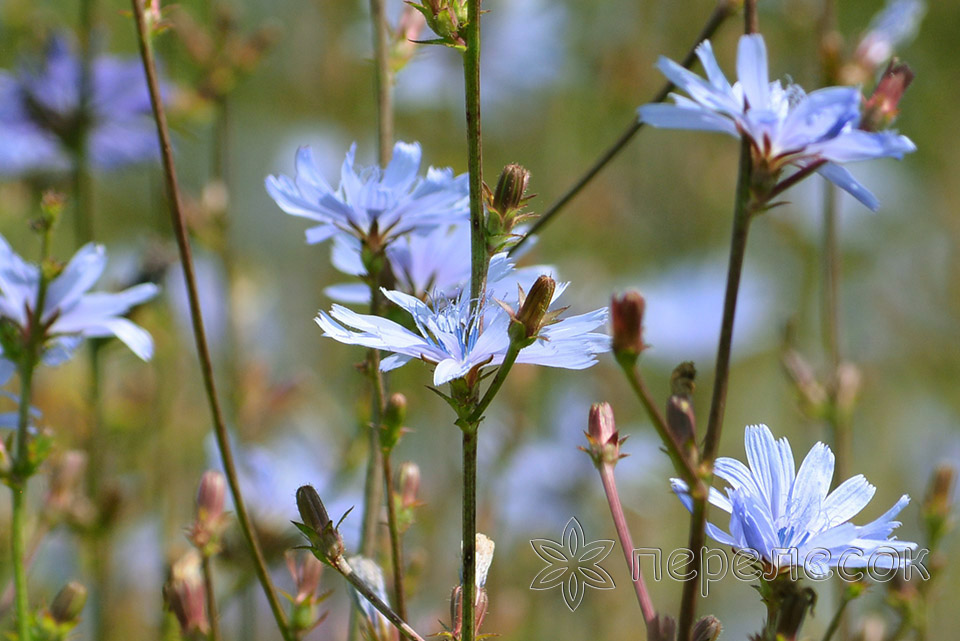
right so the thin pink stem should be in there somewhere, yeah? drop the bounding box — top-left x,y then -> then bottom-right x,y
598,463 -> 657,629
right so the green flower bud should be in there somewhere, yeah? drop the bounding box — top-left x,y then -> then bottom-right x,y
50,581 -> 88,625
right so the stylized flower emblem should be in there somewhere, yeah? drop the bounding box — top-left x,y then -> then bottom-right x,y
529,517 -> 615,611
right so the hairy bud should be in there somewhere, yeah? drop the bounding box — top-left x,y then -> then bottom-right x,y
692,615 -> 722,641
862,61 -> 914,131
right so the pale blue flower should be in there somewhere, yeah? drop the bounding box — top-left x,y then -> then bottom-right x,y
316,266 -> 609,386
672,424 -> 916,576
0,236 -> 159,369
266,141 -> 469,245
0,35 -> 165,176
856,0 -> 926,69
637,34 -> 916,210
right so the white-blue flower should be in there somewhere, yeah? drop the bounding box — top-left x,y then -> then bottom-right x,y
266,141 -> 469,245
637,34 -> 916,211
671,424 -> 915,576
316,267 -> 609,386
0,236 -> 159,377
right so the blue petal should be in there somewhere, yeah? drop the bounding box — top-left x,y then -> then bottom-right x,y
637,104 -> 738,136
821,474 -> 876,527
736,34 -> 770,109
789,441 -> 835,527
817,163 -> 881,211
383,141 -> 422,188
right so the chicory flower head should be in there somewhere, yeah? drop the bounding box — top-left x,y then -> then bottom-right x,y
266,141 -> 469,246
316,263 -> 609,386
671,424 -> 915,576
637,34 -> 916,210
0,35 -> 165,176
0,236 -> 159,380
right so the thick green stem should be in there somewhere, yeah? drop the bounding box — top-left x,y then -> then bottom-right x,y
677,136 -> 754,641
128,4 -> 292,639
382,452 -> 407,621
463,0 -> 487,308
460,425 -> 478,641
359,283 -> 387,557
821,589 -> 853,641
368,0 -> 394,166
509,1 -> 736,255
10,358 -> 35,641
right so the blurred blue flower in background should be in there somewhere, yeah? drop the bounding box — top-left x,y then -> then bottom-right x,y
0,236 -> 159,378
316,265 -> 609,385
266,141 -> 469,246
0,34 -> 166,176
671,424 -> 916,576
855,0 -> 926,70
638,34 -> 916,210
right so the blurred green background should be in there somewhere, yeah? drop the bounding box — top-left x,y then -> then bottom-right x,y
0,0 -> 958,639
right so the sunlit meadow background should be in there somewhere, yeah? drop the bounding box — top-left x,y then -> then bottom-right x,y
1,0 -> 958,639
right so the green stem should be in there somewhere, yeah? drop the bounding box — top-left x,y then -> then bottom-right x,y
463,0 -> 486,309
382,452 -> 407,621
359,283 -> 387,557
677,135 -> 754,641
10,485 -> 29,641
202,554 -> 223,641
467,343 -> 520,425
460,425 -> 478,641
618,362 -> 700,487
509,0 -> 736,256
128,5 -> 293,639
369,0 -> 394,166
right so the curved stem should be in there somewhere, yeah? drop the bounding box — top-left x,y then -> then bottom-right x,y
509,0 -> 736,255
467,343 -> 520,425
382,452 -> 407,621
128,4 -> 292,639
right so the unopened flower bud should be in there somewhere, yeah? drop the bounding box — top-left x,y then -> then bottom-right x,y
611,291 -> 646,363
382,393 -> 407,452
509,275 -> 555,344
692,615 -> 722,641
164,550 -> 208,636
397,461 -> 420,510
582,402 -> 624,467
197,470 -> 226,522
666,362 -> 698,460
295,485 -> 344,564
862,61 -> 914,131
35,190 -> 65,232
492,164 -> 530,217
50,581 -> 88,625
191,470 -> 228,551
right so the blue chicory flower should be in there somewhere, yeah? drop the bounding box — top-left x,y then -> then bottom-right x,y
316,264 -> 609,386
0,35 -> 165,176
0,236 -> 159,376
266,141 -> 469,246
637,34 -> 916,210
671,424 -> 916,576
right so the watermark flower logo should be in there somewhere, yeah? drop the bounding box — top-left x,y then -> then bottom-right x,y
529,517 -> 615,611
